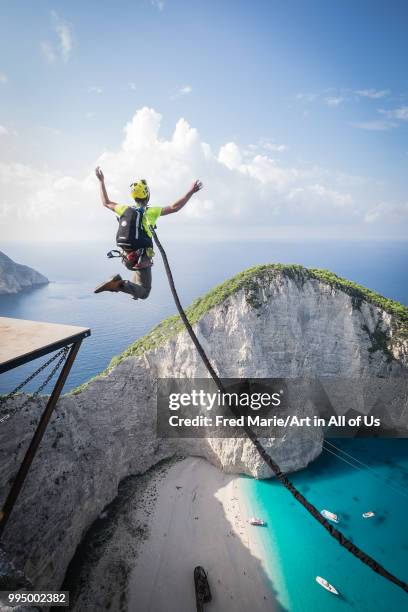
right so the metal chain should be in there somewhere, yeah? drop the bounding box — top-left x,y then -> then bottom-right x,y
0,346 -> 71,423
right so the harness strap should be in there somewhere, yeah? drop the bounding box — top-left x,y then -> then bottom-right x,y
106,248 -> 152,270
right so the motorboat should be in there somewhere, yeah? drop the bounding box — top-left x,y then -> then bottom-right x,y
362,511 -> 375,518
248,517 -> 267,526
321,509 -> 339,523
316,575 -> 339,595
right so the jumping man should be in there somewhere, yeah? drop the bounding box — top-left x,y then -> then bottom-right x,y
94,167 -> 202,300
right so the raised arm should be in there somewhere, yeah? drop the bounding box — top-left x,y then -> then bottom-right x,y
95,166 -> 119,211
161,180 -> 203,216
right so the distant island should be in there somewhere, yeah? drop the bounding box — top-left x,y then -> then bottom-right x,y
0,251 -> 49,295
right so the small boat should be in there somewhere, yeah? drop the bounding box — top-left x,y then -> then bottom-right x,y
362,511 -> 375,519
194,566 -> 212,604
321,509 -> 339,523
248,517 -> 267,526
316,575 -> 339,595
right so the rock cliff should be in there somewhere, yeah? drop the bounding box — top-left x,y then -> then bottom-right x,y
0,264 -> 407,593
0,252 -> 48,295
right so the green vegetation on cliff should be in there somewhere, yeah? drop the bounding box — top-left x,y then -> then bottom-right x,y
71,264 -> 408,394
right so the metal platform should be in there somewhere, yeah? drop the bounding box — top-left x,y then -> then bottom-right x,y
0,316 -> 91,538
0,317 -> 90,374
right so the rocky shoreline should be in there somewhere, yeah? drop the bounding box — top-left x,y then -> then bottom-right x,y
0,251 -> 48,295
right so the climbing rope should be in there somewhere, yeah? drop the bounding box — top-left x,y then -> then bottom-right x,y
0,346 -> 70,424
150,225 -> 408,595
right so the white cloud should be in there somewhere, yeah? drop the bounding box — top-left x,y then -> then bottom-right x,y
237,154 -> 301,192
365,202 -> 408,223
255,139 -> 287,153
379,106 -> 408,121
128,82 -> 137,91
218,142 -> 242,170
0,73 -> 8,84
0,125 -> 9,136
0,107 -> 403,242
351,101 -> 408,130
295,88 -> 394,107
41,41 -> 57,64
262,143 -> 287,152
295,92 -> 317,102
171,85 -> 193,100
53,13 -> 72,62
88,86 -> 103,94
300,184 -> 352,206
41,12 -> 73,64
150,0 -> 165,10
324,96 -> 344,107
355,89 -> 390,99
351,120 -> 396,131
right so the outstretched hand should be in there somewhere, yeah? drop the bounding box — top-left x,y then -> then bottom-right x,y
191,179 -> 203,193
95,166 -> 104,182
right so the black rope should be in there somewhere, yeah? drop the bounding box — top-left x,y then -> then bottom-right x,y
150,224 -> 408,595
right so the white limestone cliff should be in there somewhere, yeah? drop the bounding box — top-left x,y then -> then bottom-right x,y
0,252 -> 48,295
0,265 -> 407,594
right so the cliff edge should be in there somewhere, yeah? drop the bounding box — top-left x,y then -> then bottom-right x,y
1,264 -> 407,591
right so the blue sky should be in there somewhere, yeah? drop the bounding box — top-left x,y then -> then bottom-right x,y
0,0 -> 407,241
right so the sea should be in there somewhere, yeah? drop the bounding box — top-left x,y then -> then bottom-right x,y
242,438 -> 408,612
1,239 -> 407,611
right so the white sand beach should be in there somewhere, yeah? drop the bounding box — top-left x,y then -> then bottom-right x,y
128,457 -> 277,612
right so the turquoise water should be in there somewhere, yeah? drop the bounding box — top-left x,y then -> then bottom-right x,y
241,439 -> 408,612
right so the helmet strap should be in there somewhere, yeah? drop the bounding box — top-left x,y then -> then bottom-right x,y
134,197 -> 149,207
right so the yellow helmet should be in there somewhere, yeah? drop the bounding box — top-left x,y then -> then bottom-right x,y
130,179 -> 150,203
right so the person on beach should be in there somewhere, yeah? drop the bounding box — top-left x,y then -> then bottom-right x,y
94,166 -> 202,300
